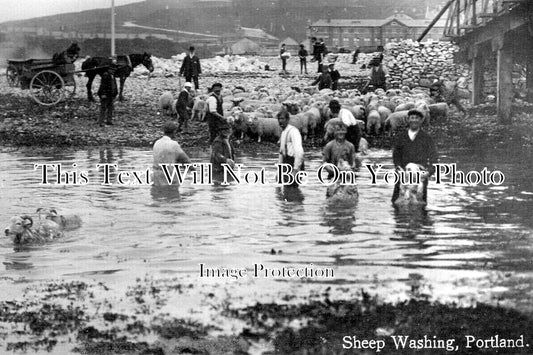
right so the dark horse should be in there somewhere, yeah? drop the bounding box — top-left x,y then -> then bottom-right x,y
81,52 -> 154,102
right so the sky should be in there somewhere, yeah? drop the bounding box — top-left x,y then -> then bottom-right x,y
0,0 -> 144,23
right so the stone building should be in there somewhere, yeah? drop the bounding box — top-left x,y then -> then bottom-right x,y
308,13 -> 446,50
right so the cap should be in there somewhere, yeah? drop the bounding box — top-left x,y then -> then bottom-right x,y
163,121 -> 179,135
184,82 -> 193,88
408,108 -> 425,119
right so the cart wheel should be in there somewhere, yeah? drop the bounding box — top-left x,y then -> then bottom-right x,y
6,65 -> 19,87
29,70 -> 65,106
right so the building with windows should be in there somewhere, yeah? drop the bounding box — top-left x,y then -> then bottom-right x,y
308,13 -> 446,50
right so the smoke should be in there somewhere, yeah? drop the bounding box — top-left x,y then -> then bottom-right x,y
0,33 -> 51,69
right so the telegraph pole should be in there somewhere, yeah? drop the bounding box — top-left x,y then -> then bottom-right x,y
111,0 -> 116,57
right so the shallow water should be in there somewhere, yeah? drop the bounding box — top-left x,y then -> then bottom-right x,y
1,143 -> 533,315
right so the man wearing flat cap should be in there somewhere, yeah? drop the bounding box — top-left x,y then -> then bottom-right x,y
391,108 -> 438,204
153,121 -> 191,186
176,82 -> 194,133
206,83 -> 226,144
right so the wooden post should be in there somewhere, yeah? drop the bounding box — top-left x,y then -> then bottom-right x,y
527,55 -> 533,102
472,53 -> 485,105
496,47 -> 513,124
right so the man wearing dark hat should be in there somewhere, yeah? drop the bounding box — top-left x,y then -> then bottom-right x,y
180,46 -> 201,90
153,121 -> 192,186
205,83 -> 226,144
391,108 -> 438,204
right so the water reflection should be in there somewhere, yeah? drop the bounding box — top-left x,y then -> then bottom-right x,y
321,201 -> 358,235
392,206 -> 433,239
150,185 -> 181,202
3,251 -> 34,270
1,145 -> 533,308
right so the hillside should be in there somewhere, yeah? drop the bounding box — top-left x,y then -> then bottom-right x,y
1,0 -> 447,42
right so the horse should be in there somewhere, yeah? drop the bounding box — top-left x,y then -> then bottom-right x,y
81,52 -> 154,102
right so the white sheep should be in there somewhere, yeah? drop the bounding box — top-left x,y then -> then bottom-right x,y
158,91 -> 177,117
289,113 -> 309,140
249,116 -> 281,143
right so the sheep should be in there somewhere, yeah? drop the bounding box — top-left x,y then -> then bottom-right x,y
289,113 -> 309,140
36,207 -> 82,230
366,109 -> 381,135
248,116 -> 281,143
228,108 -> 249,139
395,102 -> 415,112
428,103 -> 449,122
393,163 -> 427,207
301,107 -> 322,137
384,110 -> 410,134
4,215 -> 63,244
191,95 -> 208,121
158,91 -> 177,117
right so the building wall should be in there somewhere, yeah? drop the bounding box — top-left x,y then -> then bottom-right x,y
309,23 -> 445,49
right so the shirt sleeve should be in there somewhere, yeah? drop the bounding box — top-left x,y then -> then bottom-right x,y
206,96 -> 218,113
290,128 -> 304,169
175,145 -> 191,164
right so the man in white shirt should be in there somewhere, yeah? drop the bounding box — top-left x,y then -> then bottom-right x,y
205,83 -> 226,144
328,99 -> 362,152
152,121 -> 191,186
277,110 -> 304,185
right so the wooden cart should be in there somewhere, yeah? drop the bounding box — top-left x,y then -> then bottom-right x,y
6,58 -> 77,106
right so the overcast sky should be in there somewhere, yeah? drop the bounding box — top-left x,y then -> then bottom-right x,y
1,0 -> 144,23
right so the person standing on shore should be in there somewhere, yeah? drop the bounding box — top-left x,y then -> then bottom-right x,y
152,121 -> 192,186
352,47 -> 360,64
298,44 -> 308,74
311,66 -> 332,91
280,43 -> 289,74
97,65 -> 118,127
180,46 -> 201,91
328,63 -> 340,91
367,58 -> 387,92
176,82 -> 194,133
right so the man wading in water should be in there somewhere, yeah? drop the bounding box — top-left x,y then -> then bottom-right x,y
277,110 -> 304,186
391,109 -> 438,204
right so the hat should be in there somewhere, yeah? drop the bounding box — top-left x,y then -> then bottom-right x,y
408,108 -> 425,119
184,82 -> 193,88
210,83 -> 222,91
163,121 -> 179,135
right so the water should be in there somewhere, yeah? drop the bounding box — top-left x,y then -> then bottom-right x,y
1,144 -> 533,314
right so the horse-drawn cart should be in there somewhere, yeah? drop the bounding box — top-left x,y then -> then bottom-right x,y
6,58 -> 77,106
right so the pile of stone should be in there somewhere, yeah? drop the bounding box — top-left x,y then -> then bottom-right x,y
132,54 -> 269,78
384,40 -> 471,91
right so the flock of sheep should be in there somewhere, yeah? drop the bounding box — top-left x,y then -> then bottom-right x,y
158,82 -> 452,147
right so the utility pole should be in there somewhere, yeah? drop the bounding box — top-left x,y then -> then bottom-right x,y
111,0 -> 116,58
